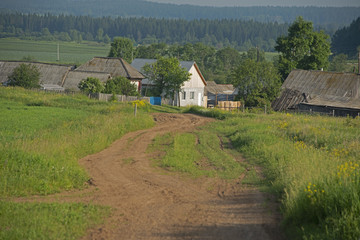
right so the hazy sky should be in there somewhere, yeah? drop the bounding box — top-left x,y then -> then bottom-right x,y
146,0 -> 360,7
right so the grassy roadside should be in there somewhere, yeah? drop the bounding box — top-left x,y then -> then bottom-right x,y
0,87 -> 154,239
183,106 -> 360,239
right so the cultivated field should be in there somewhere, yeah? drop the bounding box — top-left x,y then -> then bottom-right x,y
0,38 -> 110,64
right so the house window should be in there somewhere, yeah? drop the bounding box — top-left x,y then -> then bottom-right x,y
182,91 -> 186,100
190,91 -> 195,99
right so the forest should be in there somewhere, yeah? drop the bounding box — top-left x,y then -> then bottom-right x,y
0,13 -> 289,51
331,17 -> 360,58
0,0 -> 359,31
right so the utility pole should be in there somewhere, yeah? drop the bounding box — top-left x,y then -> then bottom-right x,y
57,43 -> 60,62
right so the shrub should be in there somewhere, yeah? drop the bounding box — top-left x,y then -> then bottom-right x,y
78,77 -> 104,94
7,63 -> 40,89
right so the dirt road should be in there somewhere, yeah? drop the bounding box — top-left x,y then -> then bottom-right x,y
61,113 -> 284,239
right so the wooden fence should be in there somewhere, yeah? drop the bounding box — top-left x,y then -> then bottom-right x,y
217,101 -> 241,111
90,93 -> 150,103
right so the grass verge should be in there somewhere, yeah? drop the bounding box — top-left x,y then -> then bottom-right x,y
184,106 -> 360,239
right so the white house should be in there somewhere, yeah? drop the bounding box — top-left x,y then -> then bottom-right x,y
131,58 -> 207,107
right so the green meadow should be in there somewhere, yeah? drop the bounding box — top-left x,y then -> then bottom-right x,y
0,87 -> 154,239
0,38 -> 110,64
185,106 -> 360,239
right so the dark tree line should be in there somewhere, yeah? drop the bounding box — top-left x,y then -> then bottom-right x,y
331,17 -> 360,58
0,0 -> 359,32
0,12 -> 289,51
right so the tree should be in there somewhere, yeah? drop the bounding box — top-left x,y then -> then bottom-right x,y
275,16 -> 331,80
231,58 -> 281,107
103,76 -> 139,96
329,54 -> 348,72
108,37 -> 134,63
7,63 -> 40,89
78,77 -> 104,94
142,57 -> 191,105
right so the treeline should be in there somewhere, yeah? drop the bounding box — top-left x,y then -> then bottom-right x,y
0,0 -> 359,32
134,42 -> 267,84
0,13 -> 289,51
331,17 -> 360,58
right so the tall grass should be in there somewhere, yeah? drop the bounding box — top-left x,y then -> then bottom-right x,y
0,87 -> 154,239
188,106 -> 360,239
0,87 -> 154,197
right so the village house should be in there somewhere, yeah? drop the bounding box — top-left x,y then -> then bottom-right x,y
131,58 -> 207,107
272,69 -> 360,117
74,57 -> 144,92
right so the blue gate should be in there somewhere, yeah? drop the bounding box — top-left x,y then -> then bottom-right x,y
150,97 -> 161,105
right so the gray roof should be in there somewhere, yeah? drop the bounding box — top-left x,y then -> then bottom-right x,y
76,57 -> 144,80
272,69 -> 360,111
0,61 -> 73,86
63,70 -> 111,91
205,81 -> 237,95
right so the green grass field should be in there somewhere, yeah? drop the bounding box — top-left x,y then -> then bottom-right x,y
2,86 -> 360,239
0,87 -> 154,239
186,106 -> 360,239
0,38 -> 110,64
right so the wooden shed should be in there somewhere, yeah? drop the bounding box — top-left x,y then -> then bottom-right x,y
205,81 -> 238,108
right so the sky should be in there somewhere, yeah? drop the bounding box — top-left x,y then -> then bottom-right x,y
146,0 -> 360,7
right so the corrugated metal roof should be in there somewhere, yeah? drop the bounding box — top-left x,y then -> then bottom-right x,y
273,69 -> 360,111
76,57 -> 144,80
0,61 -> 72,86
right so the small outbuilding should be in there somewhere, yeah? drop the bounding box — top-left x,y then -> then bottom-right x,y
205,81 -> 238,108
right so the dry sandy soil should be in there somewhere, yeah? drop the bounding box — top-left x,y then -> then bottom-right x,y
30,113 -> 286,240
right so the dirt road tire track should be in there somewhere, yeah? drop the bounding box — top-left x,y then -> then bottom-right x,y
22,113 -> 285,239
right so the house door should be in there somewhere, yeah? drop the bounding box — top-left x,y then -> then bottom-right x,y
198,92 -> 202,106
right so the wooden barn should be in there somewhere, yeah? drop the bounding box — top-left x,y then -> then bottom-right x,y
75,57 -> 145,92
0,60 -> 73,91
272,69 -> 360,117
0,57 -> 145,92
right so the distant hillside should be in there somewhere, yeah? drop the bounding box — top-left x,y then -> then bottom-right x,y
0,0 -> 359,31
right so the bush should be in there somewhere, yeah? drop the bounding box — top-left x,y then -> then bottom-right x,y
78,77 -> 104,94
7,63 -> 40,89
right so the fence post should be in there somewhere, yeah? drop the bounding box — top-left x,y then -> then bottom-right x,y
332,110 -> 335,117
134,103 -> 137,117
264,105 -> 267,114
